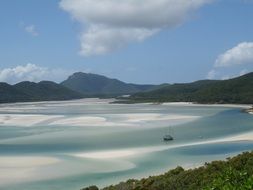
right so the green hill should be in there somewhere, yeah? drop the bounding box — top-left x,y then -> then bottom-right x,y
0,81 -> 84,103
61,72 -> 157,96
129,72 -> 253,104
2,72 -> 253,104
0,82 -> 29,103
14,81 -> 84,101
82,151 -> 253,190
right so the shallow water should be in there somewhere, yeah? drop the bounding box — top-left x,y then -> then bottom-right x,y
0,99 -> 253,190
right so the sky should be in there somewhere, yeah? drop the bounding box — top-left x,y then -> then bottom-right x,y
0,0 -> 253,84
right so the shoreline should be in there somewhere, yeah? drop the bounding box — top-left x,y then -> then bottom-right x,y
89,151 -> 253,190
111,99 -> 253,109
161,102 -> 252,108
0,98 -> 252,108
244,107 -> 253,114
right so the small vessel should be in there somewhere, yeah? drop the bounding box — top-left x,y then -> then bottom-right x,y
163,134 -> 174,141
163,128 -> 174,141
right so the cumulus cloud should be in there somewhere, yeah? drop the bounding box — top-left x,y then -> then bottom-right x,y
207,42 -> 253,80
207,69 -> 217,79
80,26 -> 158,55
215,42 -> 253,67
220,69 -> 249,80
59,0 -> 212,56
239,69 -> 248,76
0,64 -> 71,84
24,25 -> 39,36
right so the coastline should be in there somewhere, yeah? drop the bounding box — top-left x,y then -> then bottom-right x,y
244,107 -> 253,114
161,102 -> 252,109
86,151 -> 253,190
0,98 -> 252,110
112,98 -> 253,108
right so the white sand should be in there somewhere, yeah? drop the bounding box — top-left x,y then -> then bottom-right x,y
0,156 -> 59,167
123,113 -> 200,122
0,98 -> 114,113
222,131 -> 253,142
50,116 -> 137,127
72,130 -> 253,160
50,116 -> 107,126
163,102 -> 251,109
50,113 -> 199,128
73,150 -> 137,159
0,156 -> 60,185
163,102 -> 194,105
0,155 -> 135,186
0,98 -> 104,106
0,114 -> 63,127
71,146 -> 178,160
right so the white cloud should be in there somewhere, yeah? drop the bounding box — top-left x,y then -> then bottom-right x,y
206,68 -> 250,80
80,25 -> 158,56
0,64 -> 71,84
24,25 -> 39,36
221,75 -> 231,80
239,69 -> 248,76
59,0 -> 212,56
207,42 -> 253,80
221,69 -> 249,80
215,42 -> 253,67
207,69 -> 217,79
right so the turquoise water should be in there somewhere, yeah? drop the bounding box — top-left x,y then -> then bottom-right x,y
0,99 -> 253,190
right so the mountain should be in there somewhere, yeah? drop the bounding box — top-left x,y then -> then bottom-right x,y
0,82 -> 29,103
129,72 -> 253,104
61,72 -> 158,96
2,72 -> 253,104
0,81 -> 84,103
14,81 -> 84,101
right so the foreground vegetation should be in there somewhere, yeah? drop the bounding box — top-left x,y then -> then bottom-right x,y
82,151 -> 253,190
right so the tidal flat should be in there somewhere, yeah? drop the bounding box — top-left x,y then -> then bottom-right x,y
0,99 -> 252,190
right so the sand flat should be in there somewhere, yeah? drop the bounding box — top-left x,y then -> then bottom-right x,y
50,116 -> 107,126
163,102 -> 251,109
71,132 -> 253,160
49,116 -> 136,127
73,150 -> 137,159
0,114 -> 63,127
49,113 -> 200,127
0,156 -> 60,185
122,113 -> 200,122
0,156 -> 60,167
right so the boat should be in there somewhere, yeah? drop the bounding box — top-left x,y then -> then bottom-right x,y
163,134 -> 174,141
163,128 -> 174,141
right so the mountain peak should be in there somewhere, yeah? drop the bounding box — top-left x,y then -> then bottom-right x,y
61,72 -> 155,95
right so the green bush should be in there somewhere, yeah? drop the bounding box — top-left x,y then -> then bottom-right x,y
83,151 -> 253,190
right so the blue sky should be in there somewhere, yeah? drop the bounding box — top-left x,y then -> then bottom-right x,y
0,0 -> 253,84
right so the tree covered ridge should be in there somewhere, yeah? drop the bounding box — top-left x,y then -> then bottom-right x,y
82,151 -> 253,190
129,72 -> 253,104
0,81 -> 84,103
61,72 -> 158,96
